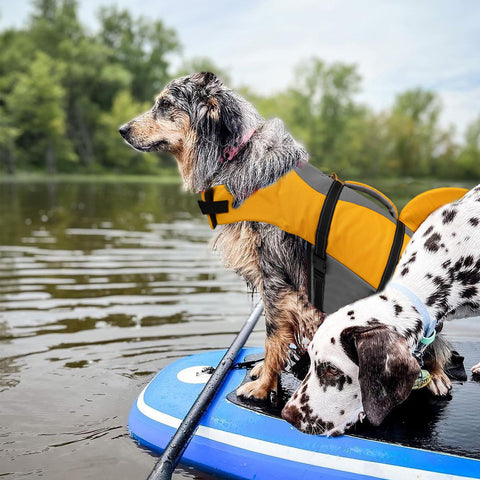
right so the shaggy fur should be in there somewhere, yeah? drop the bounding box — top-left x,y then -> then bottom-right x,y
119,72 -> 324,399
282,186 -> 480,436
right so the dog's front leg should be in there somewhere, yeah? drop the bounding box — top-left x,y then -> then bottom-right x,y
423,334 -> 453,396
236,307 -> 293,400
236,287 -> 322,400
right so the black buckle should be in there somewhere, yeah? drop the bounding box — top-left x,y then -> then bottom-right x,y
197,189 -> 229,228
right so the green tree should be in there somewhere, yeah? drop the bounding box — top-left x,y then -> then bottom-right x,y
285,58 -> 362,172
456,116 -> 480,178
9,51 -> 77,173
0,0 -> 476,179
243,62 -> 388,177
337,109 -> 390,178
386,88 -> 445,176
28,0 -> 83,57
28,0 -> 96,167
98,6 -> 181,102
59,38 -> 132,167
0,30 -> 36,95
95,90 -> 159,173
0,105 -> 20,174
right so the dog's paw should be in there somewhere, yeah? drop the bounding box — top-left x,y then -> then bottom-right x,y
236,379 -> 272,400
250,362 -> 264,379
471,362 -> 480,375
428,370 -> 452,396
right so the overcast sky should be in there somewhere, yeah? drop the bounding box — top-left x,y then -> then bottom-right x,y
1,0 -> 479,136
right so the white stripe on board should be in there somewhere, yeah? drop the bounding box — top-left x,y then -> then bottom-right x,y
136,387 -> 476,480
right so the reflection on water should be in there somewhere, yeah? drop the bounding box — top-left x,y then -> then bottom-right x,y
0,179 -> 478,479
0,181 -> 256,480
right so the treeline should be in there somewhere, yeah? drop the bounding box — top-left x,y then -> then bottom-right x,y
1,0 -> 479,179
246,61 -> 480,179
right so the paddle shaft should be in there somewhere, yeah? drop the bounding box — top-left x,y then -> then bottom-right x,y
146,300 -> 264,480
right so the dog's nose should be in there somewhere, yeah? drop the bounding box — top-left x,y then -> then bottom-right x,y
118,123 -> 131,138
281,405 -> 300,427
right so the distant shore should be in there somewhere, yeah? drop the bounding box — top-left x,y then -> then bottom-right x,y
1,172 -> 476,210
0,171 -> 182,184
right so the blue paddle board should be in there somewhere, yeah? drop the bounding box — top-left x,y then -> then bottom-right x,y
129,345 -> 480,479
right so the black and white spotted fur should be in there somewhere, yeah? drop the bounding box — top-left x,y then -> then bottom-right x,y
282,186 -> 480,436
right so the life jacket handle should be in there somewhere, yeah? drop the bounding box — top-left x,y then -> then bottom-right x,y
344,181 -> 398,219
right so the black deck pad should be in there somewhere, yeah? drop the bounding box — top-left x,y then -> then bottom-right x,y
227,342 -> 480,460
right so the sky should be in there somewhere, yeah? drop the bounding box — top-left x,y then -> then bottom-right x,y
1,0 -> 479,137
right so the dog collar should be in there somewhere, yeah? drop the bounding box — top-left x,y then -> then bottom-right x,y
388,282 -> 437,354
219,128 -> 255,162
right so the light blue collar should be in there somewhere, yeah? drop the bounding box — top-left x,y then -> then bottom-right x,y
389,283 -> 437,352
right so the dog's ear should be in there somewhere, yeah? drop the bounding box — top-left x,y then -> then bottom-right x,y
189,72 -> 259,193
191,73 -> 234,135
194,71 -> 221,88
341,325 -> 420,426
193,73 -> 244,144
217,93 -> 244,147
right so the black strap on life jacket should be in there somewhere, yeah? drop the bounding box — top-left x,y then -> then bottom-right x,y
308,178 -> 344,310
377,219 -> 406,292
198,189 -> 229,229
307,177 -> 406,308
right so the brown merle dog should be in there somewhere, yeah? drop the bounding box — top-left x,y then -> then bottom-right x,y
119,72 -> 324,400
282,186 -> 480,436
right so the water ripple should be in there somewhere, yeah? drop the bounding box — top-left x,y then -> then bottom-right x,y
0,181 -> 256,480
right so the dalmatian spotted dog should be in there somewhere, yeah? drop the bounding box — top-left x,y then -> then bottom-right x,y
282,185 -> 480,436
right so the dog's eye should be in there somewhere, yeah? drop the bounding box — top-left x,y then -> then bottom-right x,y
325,365 -> 340,376
158,98 -> 171,109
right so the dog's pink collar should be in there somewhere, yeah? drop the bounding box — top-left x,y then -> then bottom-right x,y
220,128 -> 255,162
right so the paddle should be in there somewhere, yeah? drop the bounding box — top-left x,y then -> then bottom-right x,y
146,300 -> 264,480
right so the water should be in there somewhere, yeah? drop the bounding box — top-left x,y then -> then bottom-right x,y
0,179 -> 478,480
0,181 -> 263,480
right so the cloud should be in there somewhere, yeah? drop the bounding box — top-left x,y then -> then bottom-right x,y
1,0 -> 479,134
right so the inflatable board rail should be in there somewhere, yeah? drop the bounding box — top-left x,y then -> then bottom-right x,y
129,345 -> 480,480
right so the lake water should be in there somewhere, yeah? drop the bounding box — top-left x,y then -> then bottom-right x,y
1,178 -> 478,480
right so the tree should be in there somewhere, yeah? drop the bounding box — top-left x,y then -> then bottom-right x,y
0,1 -> 476,178
28,0 -> 96,167
0,30 -> 36,96
285,58 -> 362,172
456,116 -> 480,178
387,88 -> 445,176
98,6 -> 181,102
59,38 -> 132,167
28,0 -> 83,57
9,51 -> 77,173
0,105 -> 20,174
95,90 -> 159,173
337,109 -> 390,178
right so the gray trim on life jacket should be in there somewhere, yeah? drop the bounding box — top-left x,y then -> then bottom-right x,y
323,254 -> 376,314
